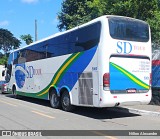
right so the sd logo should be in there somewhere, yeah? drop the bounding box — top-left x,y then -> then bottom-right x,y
117,41 -> 132,54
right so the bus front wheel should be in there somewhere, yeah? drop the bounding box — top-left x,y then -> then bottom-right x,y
61,90 -> 75,112
49,89 -> 60,109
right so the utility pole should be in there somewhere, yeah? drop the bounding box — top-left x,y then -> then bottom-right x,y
35,19 -> 38,41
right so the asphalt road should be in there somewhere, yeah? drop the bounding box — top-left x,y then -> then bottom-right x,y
0,93 -> 160,139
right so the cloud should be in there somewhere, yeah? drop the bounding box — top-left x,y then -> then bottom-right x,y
21,0 -> 39,4
0,20 -> 9,26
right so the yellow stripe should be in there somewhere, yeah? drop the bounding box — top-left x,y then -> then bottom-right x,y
32,111 -> 55,119
37,88 -> 49,97
113,64 -> 149,89
53,52 -> 80,85
37,53 -> 80,97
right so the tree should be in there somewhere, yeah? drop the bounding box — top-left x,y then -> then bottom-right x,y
58,0 -> 160,44
0,28 -> 21,55
57,0 -> 93,31
0,55 -> 7,65
87,0 -> 159,21
20,34 -> 33,45
110,0 -> 160,44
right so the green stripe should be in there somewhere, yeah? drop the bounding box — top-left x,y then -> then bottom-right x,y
110,62 -> 149,89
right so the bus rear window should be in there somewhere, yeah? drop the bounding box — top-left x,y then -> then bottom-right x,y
108,17 -> 149,42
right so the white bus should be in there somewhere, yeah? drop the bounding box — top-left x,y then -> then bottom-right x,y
6,15 -> 151,111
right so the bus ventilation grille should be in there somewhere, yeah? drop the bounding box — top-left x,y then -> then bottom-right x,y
78,72 -> 93,105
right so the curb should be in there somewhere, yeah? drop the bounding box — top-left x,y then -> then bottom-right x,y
125,107 -> 160,117
110,107 -> 160,117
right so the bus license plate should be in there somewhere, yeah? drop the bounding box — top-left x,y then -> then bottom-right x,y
127,89 -> 136,93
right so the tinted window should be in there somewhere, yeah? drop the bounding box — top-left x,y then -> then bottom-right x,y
47,34 -> 71,58
13,51 -> 18,64
108,17 -> 149,42
6,53 -> 13,82
46,44 -> 70,58
75,22 -> 101,51
46,21 -> 101,57
13,22 -> 101,63
25,44 -> 46,62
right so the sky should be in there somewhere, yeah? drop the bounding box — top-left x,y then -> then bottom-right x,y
0,0 -> 63,47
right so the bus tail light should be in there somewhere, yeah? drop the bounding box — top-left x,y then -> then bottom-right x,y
103,73 -> 110,90
2,84 -> 6,87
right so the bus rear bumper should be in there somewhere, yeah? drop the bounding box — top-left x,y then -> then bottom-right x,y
98,91 -> 151,108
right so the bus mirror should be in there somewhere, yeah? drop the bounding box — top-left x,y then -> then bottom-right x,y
5,64 -> 7,68
2,70 -> 5,77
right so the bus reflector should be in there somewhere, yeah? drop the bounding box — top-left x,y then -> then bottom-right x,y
113,96 -> 117,98
103,73 -> 110,90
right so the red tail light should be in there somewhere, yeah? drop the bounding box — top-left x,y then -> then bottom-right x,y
103,73 -> 110,89
2,84 -> 6,87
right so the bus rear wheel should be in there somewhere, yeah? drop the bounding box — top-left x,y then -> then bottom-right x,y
61,90 -> 75,112
49,89 -> 60,109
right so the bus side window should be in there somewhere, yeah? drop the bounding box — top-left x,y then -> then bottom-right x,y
2,70 -> 5,77
47,34 -> 71,57
18,50 -> 26,64
74,22 -> 101,52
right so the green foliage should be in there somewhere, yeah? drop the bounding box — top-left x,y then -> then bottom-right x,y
107,0 -> 158,20
102,0 -> 160,45
147,11 -> 160,45
20,34 -> 33,45
0,55 -> 8,65
58,0 -> 160,45
0,28 -> 21,54
57,0 -> 93,31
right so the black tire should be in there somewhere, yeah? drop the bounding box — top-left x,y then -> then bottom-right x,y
61,90 -> 75,112
49,89 -> 60,109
